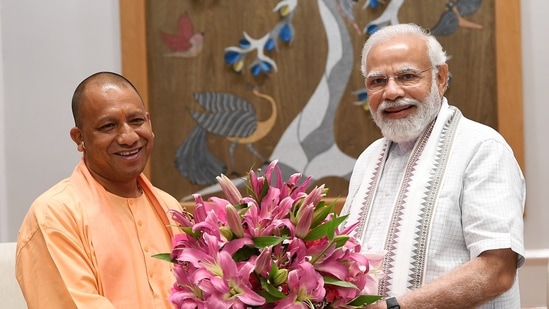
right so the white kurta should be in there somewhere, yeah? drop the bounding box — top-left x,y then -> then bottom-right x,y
342,99 -> 525,308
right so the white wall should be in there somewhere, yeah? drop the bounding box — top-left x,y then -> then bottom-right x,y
521,1 -> 549,250
0,1 -> 6,240
518,1 -> 549,307
0,0 -> 547,306
0,0 -> 121,242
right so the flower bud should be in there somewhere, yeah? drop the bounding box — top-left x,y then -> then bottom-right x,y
254,246 -> 272,275
216,174 -> 243,205
295,204 -> 314,238
226,204 -> 244,238
272,268 -> 288,286
219,226 -> 233,241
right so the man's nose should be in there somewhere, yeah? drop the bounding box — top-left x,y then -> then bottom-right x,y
382,78 -> 405,100
117,123 -> 139,145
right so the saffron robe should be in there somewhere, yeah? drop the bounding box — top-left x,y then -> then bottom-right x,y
16,160 -> 181,308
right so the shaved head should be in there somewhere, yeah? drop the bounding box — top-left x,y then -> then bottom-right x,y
71,71 -> 142,128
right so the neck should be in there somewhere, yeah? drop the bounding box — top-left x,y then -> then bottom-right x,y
89,172 -> 143,198
106,181 -> 142,198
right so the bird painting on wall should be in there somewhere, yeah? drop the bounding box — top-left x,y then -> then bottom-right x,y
430,0 -> 483,36
175,89 -> 277,186
160,12 -> 204,57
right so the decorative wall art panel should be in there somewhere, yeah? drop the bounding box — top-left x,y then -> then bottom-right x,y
119,0 -> 523,203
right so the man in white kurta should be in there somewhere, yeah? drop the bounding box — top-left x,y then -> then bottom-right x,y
342,23 -> 525,308
342,99 -> 525,308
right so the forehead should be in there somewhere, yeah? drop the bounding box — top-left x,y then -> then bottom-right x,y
366,34 -> 430,73
79,83 -> 144,120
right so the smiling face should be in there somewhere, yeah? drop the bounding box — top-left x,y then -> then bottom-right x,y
70,80 -> 154,190
365,34 -> 448,143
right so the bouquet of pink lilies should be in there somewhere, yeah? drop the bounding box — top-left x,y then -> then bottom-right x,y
156,160 -> 383,308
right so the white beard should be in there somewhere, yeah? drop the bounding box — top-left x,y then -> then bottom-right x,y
371,82 -> 442,143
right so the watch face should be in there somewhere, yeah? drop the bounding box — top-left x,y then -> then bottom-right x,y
386,296 -> 400,309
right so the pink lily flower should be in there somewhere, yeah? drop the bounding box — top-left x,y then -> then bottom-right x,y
204,197 -> 228,222
262,160 -> 279,186
223,237 -> 254,256
284,238 -> 308,268
199,251 -> 265,308
279,172 -> 301,198
300,184 -> 325,210
288,174 -> 313,200
239,202 -> 264,238
216,174 -> 243,205
192,209 -> 222,239
272,196 -> 294,220
275,261 -> 325,308
168,209 -> 193,228
260,186 -> 282,218
247,167 -> 266,201
361,250 -> 385,295
170,262 -> 207,306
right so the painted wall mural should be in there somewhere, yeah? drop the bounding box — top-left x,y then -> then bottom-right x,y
146,0 -> 495,202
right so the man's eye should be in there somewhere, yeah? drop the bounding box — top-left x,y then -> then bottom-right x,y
370,77 -> 387,85
131,118 -> 146,125
397,73 -> 418,82
99,123 -> 115,130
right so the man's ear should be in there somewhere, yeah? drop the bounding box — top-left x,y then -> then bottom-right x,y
147,112 -> 155,138
70,127 -> 85,152
436,63 -> 450,96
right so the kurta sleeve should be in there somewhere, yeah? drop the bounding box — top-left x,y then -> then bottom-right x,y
16,191 -> 116,309
461,139 -> 525,266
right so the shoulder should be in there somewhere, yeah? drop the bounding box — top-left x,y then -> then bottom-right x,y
450,111 -> 524,187
454,113 -> 516,157
457,115 -> 506,142
18,178 -> 86,245
29,178 -> 84,217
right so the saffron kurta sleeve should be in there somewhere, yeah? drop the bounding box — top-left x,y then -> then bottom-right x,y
16,180 -> 116,308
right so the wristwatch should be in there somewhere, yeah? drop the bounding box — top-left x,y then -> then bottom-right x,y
386,296 -> 400,309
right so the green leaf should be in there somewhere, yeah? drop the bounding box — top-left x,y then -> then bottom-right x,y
258,277 -> 286,301
181,226 -> 200,238
234,202 -> 249,211
232,245 -> 259,262
327,214 -> 348,240
257,290 -> 283,303
347,294 -> 383,306
253,236 -> 285,248
311,202 -> 334,227
151,253 -> 175,263
303,215 -> 347,241
323,276 -> 358,289
333,235 -> 350,248
302,222 -> 329,241
268,261 -> 279,278
260,179 -> 270,200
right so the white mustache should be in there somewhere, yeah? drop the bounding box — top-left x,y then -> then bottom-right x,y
379,98 -> 419,112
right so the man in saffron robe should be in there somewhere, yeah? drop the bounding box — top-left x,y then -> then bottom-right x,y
341,24 -> 525,308
16,72 -> 182,308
